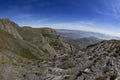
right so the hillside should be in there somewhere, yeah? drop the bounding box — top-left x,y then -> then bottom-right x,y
76,40 -> 120,80
0,18 -> 120,80
0,18 -> 74,80
56,40 -> 120,80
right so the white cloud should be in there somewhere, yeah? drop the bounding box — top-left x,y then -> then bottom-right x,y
95,0 -> 120,19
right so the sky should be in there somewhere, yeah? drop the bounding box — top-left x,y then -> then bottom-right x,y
0,0 -> 120,36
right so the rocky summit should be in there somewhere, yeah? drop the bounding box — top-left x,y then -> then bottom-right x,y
0,18 -> 120,80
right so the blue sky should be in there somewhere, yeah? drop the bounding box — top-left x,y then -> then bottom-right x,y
0,0 -> 120,36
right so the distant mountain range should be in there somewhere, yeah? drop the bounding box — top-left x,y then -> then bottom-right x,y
69,37 -> 102,49
56,29 -> 120,40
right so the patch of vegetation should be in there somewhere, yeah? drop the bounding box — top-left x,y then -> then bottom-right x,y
35,71 -> 43,76
96,76 -> 107,80
20,48 -> 38,60
42,33 -> 53,38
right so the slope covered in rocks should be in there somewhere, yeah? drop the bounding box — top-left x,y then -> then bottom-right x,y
0,18 -> 74,80
68,40 -> 120,80
0,18 -> 120,80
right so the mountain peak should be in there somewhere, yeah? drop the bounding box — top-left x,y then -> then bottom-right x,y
0,18 -> 18,26
0,18 -> 23,39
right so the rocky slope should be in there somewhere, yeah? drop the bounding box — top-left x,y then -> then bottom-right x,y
0,18 -> 120,80
67,40 -> 120,80
0,18 -> 74,80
